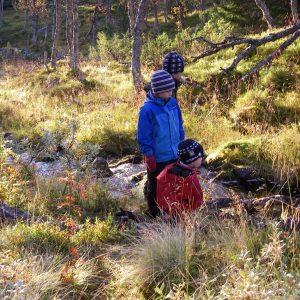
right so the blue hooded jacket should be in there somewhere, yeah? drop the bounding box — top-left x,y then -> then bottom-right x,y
137,91 -> 185,163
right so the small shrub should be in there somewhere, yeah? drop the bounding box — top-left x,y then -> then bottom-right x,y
73,216 -> 121,250
96,32 -> 132,62
0,223 -> 70,253
142,32 -> 172,69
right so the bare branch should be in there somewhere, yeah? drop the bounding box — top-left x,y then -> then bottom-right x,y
192,23 -> 300,62
242,29 -> 300,81
221,44 -> 257,73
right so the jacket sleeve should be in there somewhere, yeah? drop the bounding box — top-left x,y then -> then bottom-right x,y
137,106 -> 154,156
177,104 -> 185,141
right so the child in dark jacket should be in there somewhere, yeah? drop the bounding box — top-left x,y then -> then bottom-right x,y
137,70 -> 185,217
156,139 -> 204,217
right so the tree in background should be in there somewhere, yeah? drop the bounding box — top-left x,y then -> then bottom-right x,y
254,0 -> 275,29
152,0 -> 159,36
86,4 -> 101,47
127,0 -> 139,34
163,0 -> 168,22
0,0 -> 4,28
12,0 -> 47,46
50,0 -> 61,68
104,0 -> 117,32
171,0 -> 186,31
131,0 -> 149,92
290,0 -> 299,24
66,0 -> 80,77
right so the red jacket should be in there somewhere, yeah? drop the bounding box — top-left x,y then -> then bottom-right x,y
156,162 -> 203,216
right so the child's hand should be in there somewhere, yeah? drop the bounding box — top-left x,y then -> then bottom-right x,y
144,156 -> 156,172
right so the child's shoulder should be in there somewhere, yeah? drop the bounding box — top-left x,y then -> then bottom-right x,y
168,97 -> 180,107
168,163 -> 193,178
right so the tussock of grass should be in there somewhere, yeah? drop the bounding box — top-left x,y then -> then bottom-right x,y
0,250 -> 103,299
114,215 -> 300,299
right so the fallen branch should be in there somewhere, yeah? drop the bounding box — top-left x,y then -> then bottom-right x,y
242,29 -> 300,81
192,23 -> 300,82
0,201 -> 30,221
193,23 -> 300,61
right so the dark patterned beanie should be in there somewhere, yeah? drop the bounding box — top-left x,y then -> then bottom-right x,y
163,51 -> 184,74
151,70 -> 175,94
178,139 -> 204,165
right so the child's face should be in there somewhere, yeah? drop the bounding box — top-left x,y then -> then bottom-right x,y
187,157 -> 202,169
172,73 -> 182,81
157,90 -> 173,100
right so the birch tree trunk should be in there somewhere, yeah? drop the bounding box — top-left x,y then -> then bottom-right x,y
66,0 -> 74,70
132,0 -> 149,92
104,0 -> 116,32
23,10 -> 30,47
199,0 -> 205,11
91,5 -> 100,46
127,0 -> 138,34
72,0 -> 79,76
51,0 -> 62,68
0,0 -> 4,28
163,0 -> 168,22
153,2 -> 159,35
31,13 -> 38,46
175,0 -> 185,31
51,1 -> 56,39
291,0 -> 299,24
254,0 -> 276,29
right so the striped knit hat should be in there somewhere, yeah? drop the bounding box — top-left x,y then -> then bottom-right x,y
178,139 -> 204,165
151,70 -> 175,94
163,51 -> 184,74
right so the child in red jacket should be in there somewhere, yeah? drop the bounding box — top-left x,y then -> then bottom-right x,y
156,139 -> 204,217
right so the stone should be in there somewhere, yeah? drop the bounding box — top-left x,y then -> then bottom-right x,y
92,157 -> 113,177
131,171 -> 146,182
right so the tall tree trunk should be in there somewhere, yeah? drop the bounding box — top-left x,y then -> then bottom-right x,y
51,0 -> 62,68
127,0 -> 138,34
23,10 -> 30,47
51,0 -> 56,39
199,0 -> 205,11
254,0 -> 276,29
66,0 -> 74,70
153,2 -> 159,35
175,0 -> 185,31
132,0 -> 149,92
163,0 -> 168,23
291,0 -> 299,24
91,5 -> 100,45
104,0 -> 116,32
0,0 -> 4,28
72,0 -> 79,76
31,13 -> 38,46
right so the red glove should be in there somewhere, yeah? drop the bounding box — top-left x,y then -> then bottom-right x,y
144,155 -> 156,172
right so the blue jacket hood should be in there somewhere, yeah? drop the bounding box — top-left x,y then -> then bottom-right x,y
145,90 -> 169,106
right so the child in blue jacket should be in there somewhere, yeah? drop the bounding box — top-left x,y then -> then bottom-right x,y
137,70 -> 185,217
